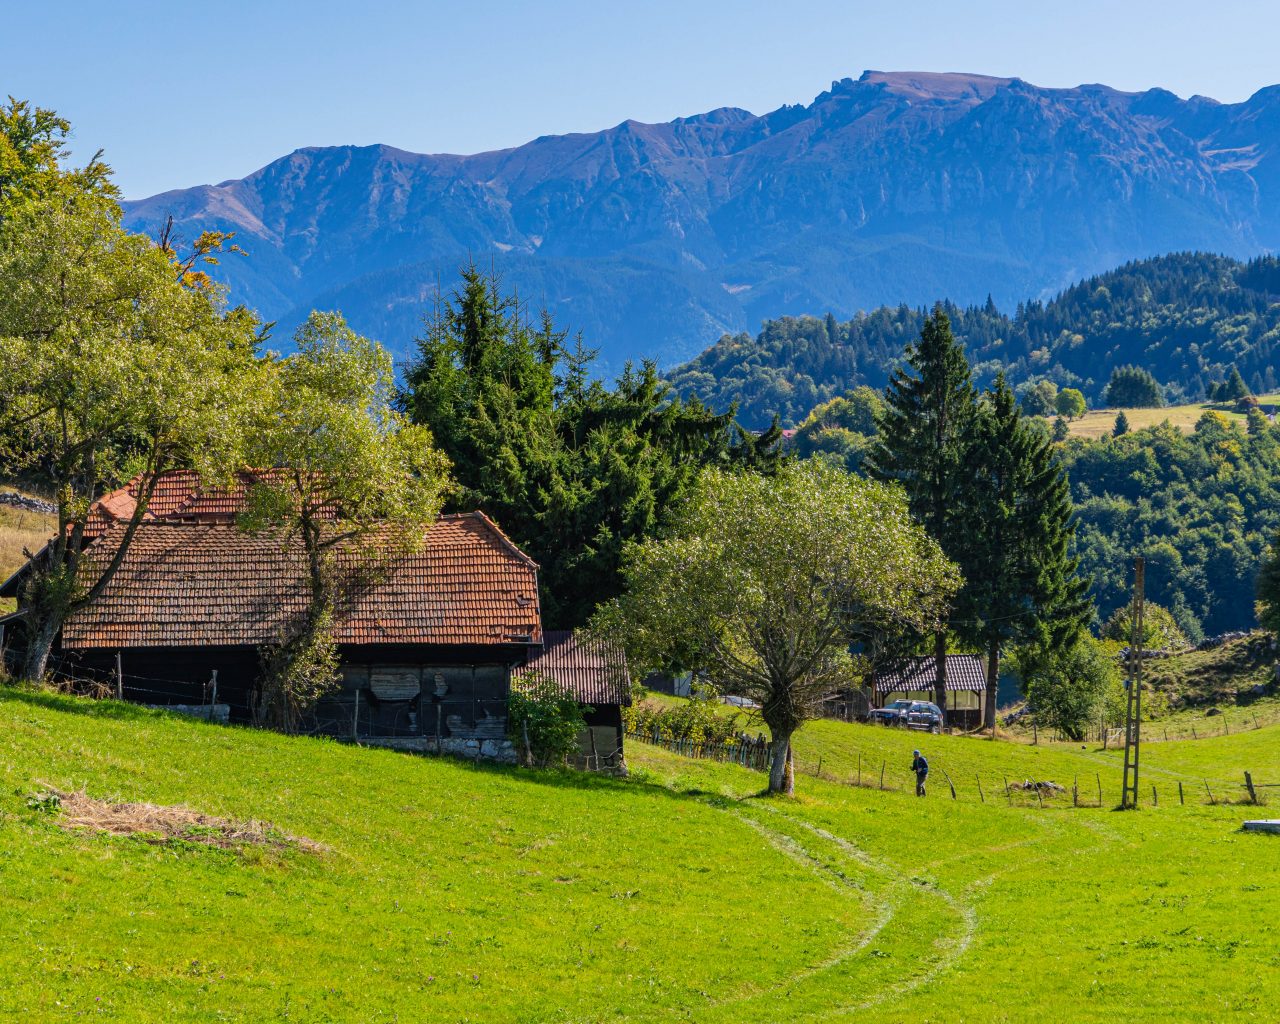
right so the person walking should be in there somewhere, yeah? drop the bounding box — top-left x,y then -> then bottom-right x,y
912,749 -> 929,797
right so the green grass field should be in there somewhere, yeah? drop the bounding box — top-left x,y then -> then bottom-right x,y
1,687 -> 1277,1022
1064,392 -> 1280,439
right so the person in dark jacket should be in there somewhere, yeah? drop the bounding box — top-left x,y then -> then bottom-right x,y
912,750 -> 929,797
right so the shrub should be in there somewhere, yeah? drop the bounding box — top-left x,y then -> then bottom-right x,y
623,690 -> 743,746
509,674 -> 588,767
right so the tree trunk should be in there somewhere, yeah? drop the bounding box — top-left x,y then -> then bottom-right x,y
20,613 -> 59,683
984,640 -> 1000,736
934,631 -> 947,715
768,732 -> 793,795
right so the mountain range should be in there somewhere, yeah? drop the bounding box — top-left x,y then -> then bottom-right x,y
122,70 -> 1280,371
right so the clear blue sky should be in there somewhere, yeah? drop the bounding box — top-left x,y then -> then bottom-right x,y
9,0 -> 1278,198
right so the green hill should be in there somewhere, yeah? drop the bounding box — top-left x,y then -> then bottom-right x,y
670,252 -> 1280,429
2,688 -> 1278,1022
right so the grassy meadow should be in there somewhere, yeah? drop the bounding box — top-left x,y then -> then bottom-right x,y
1064,392 -> 1280,439
1,687 -> 1278,1021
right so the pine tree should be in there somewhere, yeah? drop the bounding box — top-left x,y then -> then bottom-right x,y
1113,411 -> 1130,436
868,307 -> 977,709
1220,365 -> 1251,402
953,376 -> 1092,731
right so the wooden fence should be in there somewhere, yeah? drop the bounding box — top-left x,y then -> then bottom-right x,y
626,730 -> 771,770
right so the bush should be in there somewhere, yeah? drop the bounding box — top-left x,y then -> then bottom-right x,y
623,690 -> 743,746
508,674 -> 588,767
1019,637 -> 1119,741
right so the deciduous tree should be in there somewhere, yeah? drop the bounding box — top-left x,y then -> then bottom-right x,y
241,312 -> 452,730
597,460 -> 958,795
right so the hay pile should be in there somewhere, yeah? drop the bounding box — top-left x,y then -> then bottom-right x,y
31,788 -> 326,854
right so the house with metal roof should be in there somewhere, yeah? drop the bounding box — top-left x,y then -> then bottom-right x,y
0,472 -> 547,762
513,630 -> 631,770
873,655 -> 988,729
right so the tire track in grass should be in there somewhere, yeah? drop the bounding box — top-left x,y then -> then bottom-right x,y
679,802 -> 970,1023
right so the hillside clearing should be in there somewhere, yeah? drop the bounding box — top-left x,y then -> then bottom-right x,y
1064,393 -> 1280,438
1,688 -> 1278,1021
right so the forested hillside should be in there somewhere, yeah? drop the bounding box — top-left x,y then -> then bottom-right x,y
672,253 -> 1280,428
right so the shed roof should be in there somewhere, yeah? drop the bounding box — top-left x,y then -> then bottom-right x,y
513,630 -> 631,706
60,513 -> 541,650
874,655 -> 987,695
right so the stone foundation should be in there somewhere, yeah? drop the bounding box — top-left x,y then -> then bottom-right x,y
360,735 -> 517,764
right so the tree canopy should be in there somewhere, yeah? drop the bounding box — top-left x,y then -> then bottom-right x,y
0,105 -> 266,680
402,265 -> 779,627
597,460 -> 959,794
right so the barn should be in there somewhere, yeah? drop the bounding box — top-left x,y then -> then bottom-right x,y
0,472 -> 544,761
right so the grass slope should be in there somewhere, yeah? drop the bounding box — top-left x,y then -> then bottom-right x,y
1063,393 -> 1280,439
2,688 -> 1278,1022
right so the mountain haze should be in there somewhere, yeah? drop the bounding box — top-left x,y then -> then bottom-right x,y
123,71 -> 1280,368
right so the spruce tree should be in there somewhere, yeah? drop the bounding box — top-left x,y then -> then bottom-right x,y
1113,411 -> 1130,436
868,307 -> 977,709
953,376 -> 1091,732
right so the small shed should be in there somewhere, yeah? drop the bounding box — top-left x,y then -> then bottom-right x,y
514,630 -> 630,769
873,655 -> 987,729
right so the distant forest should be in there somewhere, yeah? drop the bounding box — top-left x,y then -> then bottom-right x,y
670,252 -> 1280,429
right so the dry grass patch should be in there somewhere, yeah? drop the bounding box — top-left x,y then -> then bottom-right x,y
29,787 -> 327,855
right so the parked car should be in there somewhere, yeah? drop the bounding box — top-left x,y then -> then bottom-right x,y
869,699 -> 913,726
870,699 -> 945,733
905,701 -> 945,733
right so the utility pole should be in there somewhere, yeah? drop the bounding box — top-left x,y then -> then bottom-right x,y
1121,556 -> 1144,809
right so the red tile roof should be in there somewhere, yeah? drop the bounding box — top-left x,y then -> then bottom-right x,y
513,630 -> 631,706
61,513 -> 541,650
83,469 -> 319,538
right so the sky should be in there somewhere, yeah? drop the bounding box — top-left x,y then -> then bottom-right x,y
8,0 -> 1280,198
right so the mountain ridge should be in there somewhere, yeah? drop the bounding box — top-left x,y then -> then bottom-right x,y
122,71 -> 1280,369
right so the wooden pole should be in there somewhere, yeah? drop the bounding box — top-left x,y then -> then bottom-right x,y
352,689 -> 359,739
1192,725 -> 1197,740
942,767 -> 956,800
1245,772 -> 1258,805
1204,779 -> 1215,805
879,760 -> 886,790
1096,773 -> 1102,806
1151,784 -> 1158,807
115,651 -> 123,700
857,752 -> 862,786
817,756 -> 823,779
1073,777 -> 1079,807
1178,780 -> 1184,805
1004,776 -> 1011,800
976,775 -> 985,803
1034,784 -> 1044,809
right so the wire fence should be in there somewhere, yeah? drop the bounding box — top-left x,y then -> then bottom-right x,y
629,732 -> 1271,810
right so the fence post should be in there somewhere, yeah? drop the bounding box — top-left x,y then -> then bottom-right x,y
1096,773 -> 1102,806
880,761 -> 886,790
817,756 -> 823,779
1152,784 -> 1158,807
1204,779 -> 1215,805
115,651 -> 123,701
1245,771 -> 1258,805
1073,777 -> 1078,807
1034,784 -> 1044,809
1192,725 -> 1197,740
1178,780 -> 1184,805
1004,776 -> 1011,801
352,689 -> 360,740
976,775 -> 984,803
942,767 -> 956,800
857,752 -> 862,786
